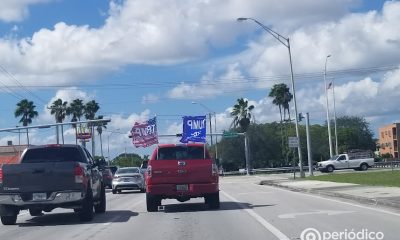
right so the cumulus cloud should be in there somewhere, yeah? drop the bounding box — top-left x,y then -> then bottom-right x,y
0,0 -> 357,86
0,0 -> 51,22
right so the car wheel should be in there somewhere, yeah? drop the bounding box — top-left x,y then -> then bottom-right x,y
140,188 -> 146,193
326,165 -> 334,173
360,163 -> 368,171
78,188 -> 94,222
1,215 -> 17,225
146,193 -> 161,212
205,192 -> 220,209
112,189 -> 117,194
94,185 -> 106,214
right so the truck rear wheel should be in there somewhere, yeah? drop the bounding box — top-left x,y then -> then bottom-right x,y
205,192 -> 220,209
1,215 -> 17,225
360,163 -> 368,171
78,189 -> 94,222
94,186 -> 106,214
146,193 -> 161,212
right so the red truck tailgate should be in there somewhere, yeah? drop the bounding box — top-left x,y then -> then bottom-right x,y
148,159 -> 214,184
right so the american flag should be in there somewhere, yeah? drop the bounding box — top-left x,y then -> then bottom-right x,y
131,117 -> 159,148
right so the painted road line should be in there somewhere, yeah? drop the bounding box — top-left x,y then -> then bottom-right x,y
221,190 -> 290,240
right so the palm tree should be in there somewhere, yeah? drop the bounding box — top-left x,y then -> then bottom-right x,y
84,100 -> 100,155
269,83 -> 293,122
49,98 -> 68,144
15,99 -> 39,146
96,115 -> 107,157
230,98 -> 255,132
67,99 -> 85,144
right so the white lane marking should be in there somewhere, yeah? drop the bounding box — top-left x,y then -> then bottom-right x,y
278,210 -> 355,219
237,191 -> 272,195
221,190 -> 290,240
255,184 -> 400,217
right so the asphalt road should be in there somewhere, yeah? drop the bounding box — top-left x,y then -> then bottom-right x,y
1,176 -> 399,240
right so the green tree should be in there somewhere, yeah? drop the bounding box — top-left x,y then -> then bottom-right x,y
268,83 -> 293,122
67,99 -> 85,144
110,153 -> 144,167
230,98 -> 255,132
84,100 -> 100,155
49,98 -> 68,144
96,115 -> 107,157
15,99 -> 38,146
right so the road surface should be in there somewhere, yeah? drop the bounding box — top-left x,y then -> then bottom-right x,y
1,176 -> 399,240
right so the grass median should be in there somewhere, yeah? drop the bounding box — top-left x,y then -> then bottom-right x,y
307,170 -> 400,187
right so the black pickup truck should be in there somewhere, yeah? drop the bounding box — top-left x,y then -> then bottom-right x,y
0,144 -> 106,225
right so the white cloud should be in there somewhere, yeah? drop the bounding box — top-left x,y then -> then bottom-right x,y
0,0 -> 51,22
0,0 -> 357,86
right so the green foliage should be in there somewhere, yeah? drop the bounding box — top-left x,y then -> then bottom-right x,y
230,98 -> 254,132
110,153 -> 144,167
217,115 -> 377,171
15,99 -> 39,126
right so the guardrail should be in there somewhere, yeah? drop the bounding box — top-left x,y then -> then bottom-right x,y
373,161 -> 400,168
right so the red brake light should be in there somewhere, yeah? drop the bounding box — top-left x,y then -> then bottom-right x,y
147,165 -> 152,178
0,168 -> 3,183
74,165 -> 84,183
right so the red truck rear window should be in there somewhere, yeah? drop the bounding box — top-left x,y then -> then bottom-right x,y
157,146 -> 209,160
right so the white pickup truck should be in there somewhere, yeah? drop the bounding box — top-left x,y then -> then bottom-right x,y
318,153 -> 375,173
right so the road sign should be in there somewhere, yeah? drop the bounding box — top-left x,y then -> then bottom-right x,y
222,131 -> 239,138
288,137 -> 299,148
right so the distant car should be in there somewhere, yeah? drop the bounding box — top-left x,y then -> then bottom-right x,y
318,152 -> 375,173
112,167 -> 145,194
102,168 -> 113,189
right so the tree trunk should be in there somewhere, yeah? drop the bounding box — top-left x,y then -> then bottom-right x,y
26,129 -> 29,146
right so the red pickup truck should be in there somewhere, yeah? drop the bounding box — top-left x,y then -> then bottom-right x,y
145,143 -> 220,212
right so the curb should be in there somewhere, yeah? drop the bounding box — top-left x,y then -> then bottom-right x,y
259,180 -> 400,210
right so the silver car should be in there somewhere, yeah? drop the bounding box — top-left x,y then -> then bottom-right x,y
112,167 -> 145,194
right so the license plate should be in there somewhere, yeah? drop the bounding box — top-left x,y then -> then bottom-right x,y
32,193 -> 47,201
176,184 -> 188,191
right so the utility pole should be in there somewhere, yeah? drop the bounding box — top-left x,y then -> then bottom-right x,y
306,113 -> 313,176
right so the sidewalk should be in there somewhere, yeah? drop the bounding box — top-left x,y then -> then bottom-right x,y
256,174 -> 400,209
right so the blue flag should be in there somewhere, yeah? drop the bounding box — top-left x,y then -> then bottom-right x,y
180,116 -> 206,143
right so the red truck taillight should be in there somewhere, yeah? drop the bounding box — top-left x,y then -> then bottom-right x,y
0,168 -> 3,184
74,165 -> 84,183
146,165 -> 152,178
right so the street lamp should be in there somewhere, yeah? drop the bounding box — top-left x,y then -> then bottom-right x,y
324,54 -> 333,158
237,17 -> 304,177
331,77 -> 339,155
107,129 -> 120,163
191,101 -> 218,159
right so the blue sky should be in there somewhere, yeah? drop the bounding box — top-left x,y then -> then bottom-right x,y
0,0 -> 398,158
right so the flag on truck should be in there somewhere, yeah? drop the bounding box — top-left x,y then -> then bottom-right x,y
180,115 -> 207,143
131,117 -> 159,147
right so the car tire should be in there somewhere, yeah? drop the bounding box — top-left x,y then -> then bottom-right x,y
78,188 -> 94,222
360,163 -> 368,171
112,189 -> 117,194
146,193 -> 161,212
326,165 -> 334,173
205,192 -> 220,209
94,186 -> 106,214
1,215 -> 17,225
140,188 -> 146,193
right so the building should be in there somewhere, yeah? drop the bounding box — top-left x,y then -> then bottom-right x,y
378,123 -> 399,158
0,142 -> 28,165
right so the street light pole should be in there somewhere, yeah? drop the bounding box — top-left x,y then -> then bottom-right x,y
237,17 -> 304,177
324,55 -> 333,158
332,77 -> 339,155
